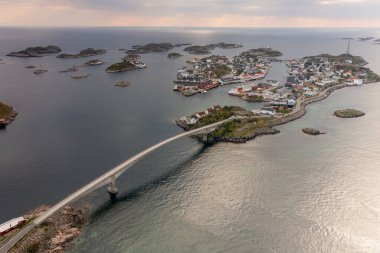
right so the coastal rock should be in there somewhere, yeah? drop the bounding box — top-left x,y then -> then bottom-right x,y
70,74 -> 91,79
214,128 -> 280,143
302,128 -> 326,135
34,69 -> 48,75
8,204 -> 90,253
0,104 -> 18,128
83,59 -> 105,66
334,109 -> 365,118
7,45 -> 62,57
25,65 -> 37,69
113,80 -> 130,87
57,48 -> 107,59
59,66 -> 79,73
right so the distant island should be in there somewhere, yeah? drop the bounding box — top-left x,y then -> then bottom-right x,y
0,101 -> 18,128
183,42 -> 243,54
126,43 -> 190,54
168,52 -> 183,58
7,45 -> 62,57
357,37 -> 374,42
334,109 -> 365,118
106,59 -> 146,73
240,47 -> 283,57
57,48 -> 107,59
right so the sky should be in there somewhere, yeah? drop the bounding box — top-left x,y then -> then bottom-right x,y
0,0 -> 379,27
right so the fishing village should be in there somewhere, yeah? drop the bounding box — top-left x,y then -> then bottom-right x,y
175,50 -> 380,142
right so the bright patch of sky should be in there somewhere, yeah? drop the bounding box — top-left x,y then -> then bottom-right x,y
0,0 -> 379,27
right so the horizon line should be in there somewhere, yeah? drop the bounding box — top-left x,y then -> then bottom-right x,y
0,25 -> 379,29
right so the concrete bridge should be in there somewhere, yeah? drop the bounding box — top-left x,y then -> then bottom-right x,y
0,118 -> 233,253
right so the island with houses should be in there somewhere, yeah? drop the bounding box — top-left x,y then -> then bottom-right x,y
175,52 -> 379,143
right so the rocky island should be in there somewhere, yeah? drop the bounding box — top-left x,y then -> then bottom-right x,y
71,74 -> 91,79
334,109 -> 365,118
168,52 -> 183,58
83,59 -> 105,66
0,101 -> 18,128
183,42 -> 242,55
57,48 -> 107,59
113,80 -> 130,87
126,43 -> 190,54
7,45 -> 62,57
302,128 -> 325,135
34,69 -> 48,75
357,37 -> 374,41
59,67 -> 79,73
106,59 -> 146,73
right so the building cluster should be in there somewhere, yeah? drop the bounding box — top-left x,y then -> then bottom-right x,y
248,55 -> 368,116
285,56 -> 365,97
174,54 -> 273,96
176,105 -> 222,128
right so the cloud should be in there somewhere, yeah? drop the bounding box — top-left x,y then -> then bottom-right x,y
0,0 -> 379,27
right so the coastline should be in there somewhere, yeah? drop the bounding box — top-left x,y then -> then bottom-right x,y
2,205 -> 90,253
210,82 -> 376,143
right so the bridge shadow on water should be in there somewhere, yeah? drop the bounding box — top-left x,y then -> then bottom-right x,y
86,142 -> 213,221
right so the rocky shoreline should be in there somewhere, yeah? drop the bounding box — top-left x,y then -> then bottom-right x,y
0,102 -> 18,128
9,205 -> 89,253
207,82 -> 372,144
214,127 -> 280,143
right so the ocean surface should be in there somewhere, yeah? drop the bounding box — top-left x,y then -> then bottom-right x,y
0,27 -> 380,252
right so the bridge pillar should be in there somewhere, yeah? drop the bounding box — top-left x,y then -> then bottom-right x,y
202,133 -> 208,143
107,175 -> 118,199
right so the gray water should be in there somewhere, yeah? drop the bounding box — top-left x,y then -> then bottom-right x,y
1,28 -> 380,252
